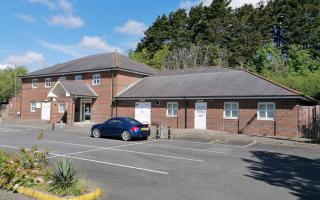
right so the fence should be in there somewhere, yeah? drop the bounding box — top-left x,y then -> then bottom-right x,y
299,105 -> 320,138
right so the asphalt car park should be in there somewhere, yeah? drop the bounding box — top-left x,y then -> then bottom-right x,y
0,123 -> 320,200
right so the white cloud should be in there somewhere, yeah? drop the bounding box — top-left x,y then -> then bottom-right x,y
4,51 -> 46,67
78,36 -> 118,52
179,0 -> 264,10
58,0 -> 74,13
39,36 -> 121,58
14,13 -> 36,23
114,20 -> 147,36
48,14 -> 84,29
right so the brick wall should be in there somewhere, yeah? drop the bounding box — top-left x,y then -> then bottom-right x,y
116,99 -> 299,137
20,70 -> 144,123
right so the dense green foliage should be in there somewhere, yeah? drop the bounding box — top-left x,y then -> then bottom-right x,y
0,67 -> 27,102
130,0 -> 320,99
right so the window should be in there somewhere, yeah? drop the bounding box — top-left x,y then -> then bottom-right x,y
58,102 -> 65,113
59,76 -> 66,81
167,102 -> 178,117
75,75 -> 82,80
30,101 -> 36,112
45,78 -> 51,88
92,74 -> 100,85
258,102 -> 275,120
224,102 -> 239,119
32,79 -> 38,88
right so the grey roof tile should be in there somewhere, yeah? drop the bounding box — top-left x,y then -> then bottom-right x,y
60,80 -> 98,97
116,68 -> 301,99
23,52 -> 157,77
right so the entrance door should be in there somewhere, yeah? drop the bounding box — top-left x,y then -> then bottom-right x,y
82,102 -> 91,121
135,102 -> 151,124
41,102 -> 51,120
194,102 -> 207,129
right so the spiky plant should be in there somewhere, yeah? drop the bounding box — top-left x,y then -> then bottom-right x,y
50,158 -> 80,193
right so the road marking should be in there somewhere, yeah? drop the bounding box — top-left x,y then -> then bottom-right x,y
147,143 -> 226,154
47,148 -> 104,159
0,144 -> 168,175
110,148 -> 204,162
45,140 -> 203,162
243,140 -> 257,148
58,155 -> 169,175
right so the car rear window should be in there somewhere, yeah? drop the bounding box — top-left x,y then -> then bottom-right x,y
126,118 -> 142,126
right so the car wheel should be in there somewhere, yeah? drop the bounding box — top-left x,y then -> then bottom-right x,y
92,128 -> 101,138
121,131 -> 131,141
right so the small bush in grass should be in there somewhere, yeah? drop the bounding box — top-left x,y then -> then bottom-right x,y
49,158 -> 87,196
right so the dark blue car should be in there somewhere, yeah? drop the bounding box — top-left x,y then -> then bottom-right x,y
91,117 -> 150,141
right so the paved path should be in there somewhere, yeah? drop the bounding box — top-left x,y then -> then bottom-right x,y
0,190 -> 33,200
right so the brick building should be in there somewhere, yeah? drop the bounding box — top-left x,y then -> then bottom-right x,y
12,52 -> 318,137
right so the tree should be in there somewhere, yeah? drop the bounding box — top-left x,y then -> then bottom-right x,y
0,66 -> 28,102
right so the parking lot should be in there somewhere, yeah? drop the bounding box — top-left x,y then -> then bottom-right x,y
0,123 -> 320,200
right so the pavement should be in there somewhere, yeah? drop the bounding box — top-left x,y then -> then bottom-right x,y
0,122 -> 320,200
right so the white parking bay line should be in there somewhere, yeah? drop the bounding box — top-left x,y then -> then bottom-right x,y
110,148 -> 204,162
147,143 -> 226,154
45,139 -> 203,162
0,144 -> 168,175
243,140 -> 257,148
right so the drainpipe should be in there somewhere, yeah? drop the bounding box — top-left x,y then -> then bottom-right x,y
110,70 -> 115,117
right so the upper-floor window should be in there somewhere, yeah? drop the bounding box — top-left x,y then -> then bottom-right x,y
32,79 -> 38,88
224,102 -> 239,119
59,76 -> 66,81
45,78 -> 51,88
75,75 -> 82,81
30,101 -> 36,112
92,74 -> 100,85
167,102 -> 178,117
258,102 -> 275,120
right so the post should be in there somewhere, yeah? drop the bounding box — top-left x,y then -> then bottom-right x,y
52,123 -> 55,130
168,126 -> 171,140
156,126 -> 160,139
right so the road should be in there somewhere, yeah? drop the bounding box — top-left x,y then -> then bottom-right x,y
0,123 -> 319,200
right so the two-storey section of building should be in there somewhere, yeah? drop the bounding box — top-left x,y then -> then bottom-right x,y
19,52 -> 157,125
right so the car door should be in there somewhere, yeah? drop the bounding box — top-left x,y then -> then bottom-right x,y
102,119 -> 124,137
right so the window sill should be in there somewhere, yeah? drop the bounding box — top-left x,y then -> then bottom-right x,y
223,117 -> 238,120
166,115 -> 178,118
257,118 -> 275,121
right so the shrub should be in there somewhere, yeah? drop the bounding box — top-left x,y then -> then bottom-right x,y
50,158 -> 81,196
0,146 -> 51,191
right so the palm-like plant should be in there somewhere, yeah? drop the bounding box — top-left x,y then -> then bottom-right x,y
50,158 -> 80,192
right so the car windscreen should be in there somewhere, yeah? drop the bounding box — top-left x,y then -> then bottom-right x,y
126,118 -> 142,126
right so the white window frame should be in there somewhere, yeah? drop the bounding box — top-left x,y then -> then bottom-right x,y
30,101 -> 36,112
224,102 -> 239,119
75,75 -> 82,81
257,102 -> 276,121
58,102 -> 65,113
45,78 -> 51,88
92,74 -> 100,86
32,79 -> 38,88
167,102 -> 178,117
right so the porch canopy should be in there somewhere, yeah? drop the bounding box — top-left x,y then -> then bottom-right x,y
48,80 -> 98,98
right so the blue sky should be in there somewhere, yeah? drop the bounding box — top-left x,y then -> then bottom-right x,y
0,0 -> 260,72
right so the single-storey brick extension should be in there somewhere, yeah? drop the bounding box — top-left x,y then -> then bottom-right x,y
8,52 -> 318,137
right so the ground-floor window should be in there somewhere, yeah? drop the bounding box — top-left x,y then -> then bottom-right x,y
167,102 -> 178,117
30,101 -> 36,112
224,102 -> 239,119
58,102 -> 65,113
258,102 -> 275,120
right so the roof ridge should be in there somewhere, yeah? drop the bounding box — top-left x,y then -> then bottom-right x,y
154,69 -> 236,77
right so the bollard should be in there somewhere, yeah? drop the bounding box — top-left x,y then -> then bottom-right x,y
52,123 -> 55,130
156,126 -> 160,139
168,126 -> 171,140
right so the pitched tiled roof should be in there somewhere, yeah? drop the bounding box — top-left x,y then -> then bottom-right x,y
60,80 -> 98,97
22,52 -> 157,78
116,67 -> 317,103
